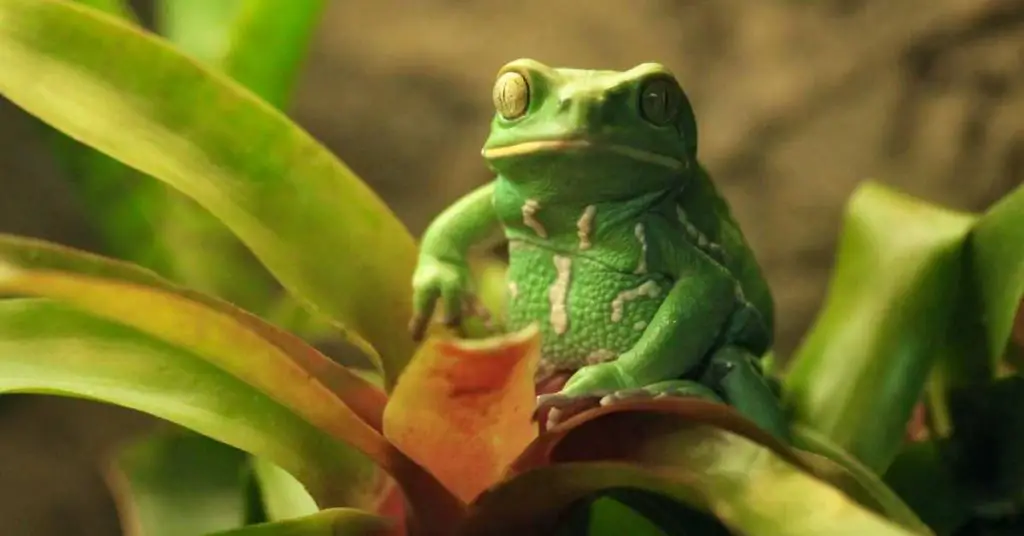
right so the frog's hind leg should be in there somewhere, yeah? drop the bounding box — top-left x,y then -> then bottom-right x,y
700,346 -> 790,442
598,379 -> 723,406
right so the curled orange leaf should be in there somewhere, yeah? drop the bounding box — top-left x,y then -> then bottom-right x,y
383,326 -> 541,503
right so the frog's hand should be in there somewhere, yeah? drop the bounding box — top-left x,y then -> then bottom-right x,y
410,181 -> 502,340
410,256 -> 471,340
611,256 -> 738,387
676,163 -> 775,341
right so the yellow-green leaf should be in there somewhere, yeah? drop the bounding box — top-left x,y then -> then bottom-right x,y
463,457 -> 922,536
783,181 -> 976,473
251,457 -> 320,522
156,0 -> 243,65
209,508 -> 393,536
0,299 -> 368,508
0,234 -> 465,531
0,233 -> 389,440
969,183 -> 1024,369
149,0 -> 330,329
73,0 -> 134,18
506,400 -> 930,535
106,429 -> 251,536
0,0 -> 419,386
790,423 -> 932,534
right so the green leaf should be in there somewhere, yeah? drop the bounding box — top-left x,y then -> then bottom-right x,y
0,235 -> 389,504
0,234 -> 465,529
105,429 -> 250,536
968,183 -> 1024,370
150,0 -> 330,333
208,509 -> 393,536
0,299 -> 371,508
0,0 -> 419,385
156,0 -> 243,64
463,400 -> 931,536
54,0 -> 325,334
0,233 -> 389,434
71,0 -> 135,18
158,0 -> 326,110
791,424 -> 933,533
464,460 -> 921,536
783,181 -> 976,473
47,2 -> 178,288
251,457 -> 320,522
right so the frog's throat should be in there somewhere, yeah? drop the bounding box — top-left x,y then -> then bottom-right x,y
482,140 -> 685,170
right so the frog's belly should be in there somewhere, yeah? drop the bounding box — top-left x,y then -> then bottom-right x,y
505,241 -> 672,377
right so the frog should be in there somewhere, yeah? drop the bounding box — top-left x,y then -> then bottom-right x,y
409,58 -> 788,441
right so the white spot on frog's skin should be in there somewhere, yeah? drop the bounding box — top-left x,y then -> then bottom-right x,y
586,349 -> 617,365
508,281 -> 518,300
634,320 -> 647,331
577,205 -> 597,250
634,223 -> 648,274
548,255 -> 572,335
611,280 -> 661,323
522,199 -> 547,238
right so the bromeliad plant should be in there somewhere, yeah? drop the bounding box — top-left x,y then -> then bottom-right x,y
0,1 -> 1021,535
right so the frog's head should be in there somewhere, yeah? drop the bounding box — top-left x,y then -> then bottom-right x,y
482,58 -> 698,200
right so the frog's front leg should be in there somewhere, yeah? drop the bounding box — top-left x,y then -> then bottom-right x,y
410,181 -> 502,340
537,263 -> 737,419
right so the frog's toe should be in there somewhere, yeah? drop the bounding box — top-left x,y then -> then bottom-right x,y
599,380 -> 723,408
543,399 -> 603,430
598,388 -> 656,406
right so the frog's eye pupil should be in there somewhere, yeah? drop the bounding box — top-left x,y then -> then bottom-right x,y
639,77 -> 681,126
493,71 -> 529,120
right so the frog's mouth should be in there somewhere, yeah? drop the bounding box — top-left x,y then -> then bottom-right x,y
482,140 -> 685,170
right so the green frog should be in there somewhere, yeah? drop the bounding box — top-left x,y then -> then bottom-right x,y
409,58 -> 787,439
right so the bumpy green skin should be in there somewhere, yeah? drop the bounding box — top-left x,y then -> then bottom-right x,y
412,59 -> 787,439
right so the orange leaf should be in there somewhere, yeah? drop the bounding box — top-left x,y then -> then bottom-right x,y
383,325 -> 541,503
510,398 -> 798,473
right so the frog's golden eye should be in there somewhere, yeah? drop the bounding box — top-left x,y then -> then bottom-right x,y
638,76 -> 682,126
493,71 -> 530,120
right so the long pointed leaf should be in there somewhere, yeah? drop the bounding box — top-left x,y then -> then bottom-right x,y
508,400 -> 930,534
783,182 -> 976,473
969,183 -> 1024,369
0,0 -> 419,386
0,299 -> 368,507
464,462 -> 921,536
149,0 -> 329,326
0,233 -> 388,432
251,457 -> 320,522
0,234 -> 465,529
106,430 -> 251,536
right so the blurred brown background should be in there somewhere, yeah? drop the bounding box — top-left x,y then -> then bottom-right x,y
0,0 -> 1021,534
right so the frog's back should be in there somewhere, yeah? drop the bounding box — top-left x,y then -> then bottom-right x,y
678,163 -> 775,344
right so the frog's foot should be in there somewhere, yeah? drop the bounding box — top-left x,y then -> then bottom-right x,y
535,390 -> 607,431
700,346 -> 791,442
597,380 -> 723,407
537,381 -> 723,430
